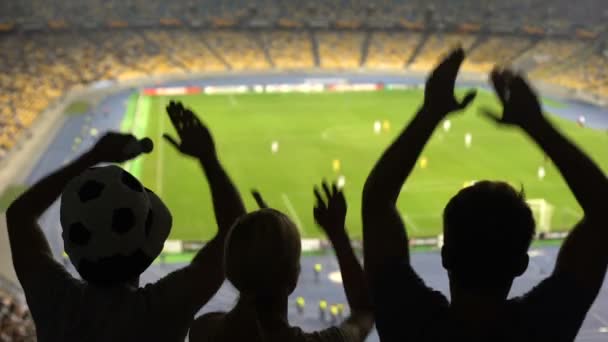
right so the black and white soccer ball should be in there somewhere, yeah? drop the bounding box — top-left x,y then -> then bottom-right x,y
60,165 -> 171,284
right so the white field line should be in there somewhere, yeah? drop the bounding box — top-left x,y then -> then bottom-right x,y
228,95 -> 238,106
281,193 -> 305,234
592,312 -> 608,328
156,101 -> 165,195
402,213 -> 420,233
124,94 -> 145,173
563,206 -> 582,219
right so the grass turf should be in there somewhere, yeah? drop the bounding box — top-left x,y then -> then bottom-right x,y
0,185 -> 27,212
64,101 -> 91,116
122,89 -> 608,241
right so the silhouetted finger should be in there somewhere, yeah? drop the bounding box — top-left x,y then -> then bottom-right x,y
166,106 -> 183,133
436,47 -> 465,84
511,74 -> 538,100
314,187 -> 327,209
332,182 -> 338,194
183,109 -> 196,126
191,113 -> 203,127
490,68 -> 509,103
313,207 -> 323,223
162,134 -> 181,150
458,89 -> 477,110
251,190 -> 268,209
322,180 -> 332,199
479,108 -> 503,124
336,188 -> 346,205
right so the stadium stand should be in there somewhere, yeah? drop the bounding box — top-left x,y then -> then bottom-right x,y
205,31 -> 270,70
547,51 -> 608,97
365,32 -> 422,69
0,0 -> 607,160
516,39 -> 585,76
263,31 -> 314,69
409,33 -> 477,71
317,31 -> 365,69
0,3 -> 607,342
463,36 -> 536,73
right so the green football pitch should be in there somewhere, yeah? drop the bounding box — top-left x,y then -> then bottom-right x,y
120,89 -> 608,242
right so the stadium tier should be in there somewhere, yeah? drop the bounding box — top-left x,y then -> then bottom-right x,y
0,0 -> 607,176
2,24 -> 608,160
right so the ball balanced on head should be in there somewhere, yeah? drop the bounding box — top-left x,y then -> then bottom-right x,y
60,165 -> 171,284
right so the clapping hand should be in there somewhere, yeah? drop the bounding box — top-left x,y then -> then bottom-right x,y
423,47 -> 477,119
481,68 -> 544,129
314,180 -> 347,239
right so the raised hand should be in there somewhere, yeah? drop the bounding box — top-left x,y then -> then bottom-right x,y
481,68 -> 544,128
424,47 -> 477,118
314,180 -> 347,239
163,101 -> 216,161
89,132 -> 140,163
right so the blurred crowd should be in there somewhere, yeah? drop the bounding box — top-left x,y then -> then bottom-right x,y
0,28 -> 606,160
1,0 -> 606,34
0,289 -> 35,342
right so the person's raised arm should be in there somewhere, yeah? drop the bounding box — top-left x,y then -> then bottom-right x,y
314,180 -> 373,341
6,133 -> 143,286
482,70 -> 608,299
362,48 -> 477,279
163,101 -> 246,308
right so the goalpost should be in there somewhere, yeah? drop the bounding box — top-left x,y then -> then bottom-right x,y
526,198 -> 555,237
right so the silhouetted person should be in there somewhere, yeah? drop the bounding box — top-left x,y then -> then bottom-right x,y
314,263 -> 323,283
5,101 -> 246,342
319,300 -> 328,323
189,181 -> 373,342
363,48 -> 607,341
296,296 -> 305,315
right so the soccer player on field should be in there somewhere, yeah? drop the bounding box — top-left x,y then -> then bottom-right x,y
5,101 -> 246,342
362,48 -> 607,341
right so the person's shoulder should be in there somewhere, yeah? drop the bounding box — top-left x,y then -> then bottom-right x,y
374,258 -> 448,304
510,272 -> 587,307
190,312 -> 227,341
505,273 -> 593,340
296,326 -> 354,342
192,312 -> 226,331
197,311 -> 227,323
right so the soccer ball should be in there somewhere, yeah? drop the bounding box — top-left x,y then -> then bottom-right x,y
60,165 -> 171,284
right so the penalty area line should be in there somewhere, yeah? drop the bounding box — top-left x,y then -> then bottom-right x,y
281,193 -> 305,234
156,100 -> 165,196
563,206 -> 582,219
123,94 -> 145,174
228,95 -> 238,107
402,213 -> 420,233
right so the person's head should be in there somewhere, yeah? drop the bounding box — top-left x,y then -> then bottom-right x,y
60,166 -> 172,287
441,181 -> 535,296
225,209 -> 301,298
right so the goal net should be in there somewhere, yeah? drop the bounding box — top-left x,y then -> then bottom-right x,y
527,198 -> 555,235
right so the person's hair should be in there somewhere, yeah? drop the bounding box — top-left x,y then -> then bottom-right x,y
442,181 -> 535,289
225,208 -> 301,296
216,209 -> 301,342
